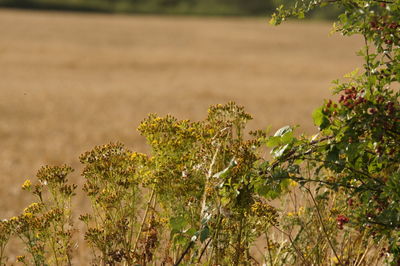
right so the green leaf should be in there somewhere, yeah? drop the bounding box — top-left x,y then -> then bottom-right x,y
255,183 -> 270,197
200,226 -> 210,243
173,233 -> 188,246
280,178 -> 291,191
312,107 -> 329,129
345,143 -> 361,163
185,228 -> 197,237
266,136 -> 281,148
273,144 -> 290,158
266,189 -> 280,200
274,126 -> 292,137
281,130 -> 294,144
344,68 -> 359,78
267,127 -> 294,148
213,158 -> 237,179
170,216 -> 187,231
326,146 -> 339,163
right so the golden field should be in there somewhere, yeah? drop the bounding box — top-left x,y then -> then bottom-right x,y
1,8 -> 363,262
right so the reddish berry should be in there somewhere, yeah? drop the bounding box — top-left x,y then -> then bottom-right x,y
367,108 -> 377,115
348,198 -> 354,207
385,39 -> 393,45
337,215 -> 350,229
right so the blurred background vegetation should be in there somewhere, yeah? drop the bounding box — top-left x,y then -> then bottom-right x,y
0,0 -> 342,19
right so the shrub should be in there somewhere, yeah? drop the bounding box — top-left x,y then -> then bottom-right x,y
268,0 -> 399,263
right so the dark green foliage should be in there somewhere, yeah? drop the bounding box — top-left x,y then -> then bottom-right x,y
268,0 -> 400,263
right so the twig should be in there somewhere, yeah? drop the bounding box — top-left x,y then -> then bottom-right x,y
304,186 -> 343,266
173,241 -> 194,266
175,144 -> 221,265
197,238 -> 212,263
200,145 -> 220,219
272,225 -> 311,265
233,216 -> 244,265
132,187 -> 156,254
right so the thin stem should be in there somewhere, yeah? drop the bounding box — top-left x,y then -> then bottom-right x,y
304,187 -> 343,266
364,27 -> 371,77
173,241 -> 194,266
0,241 -> 8,266
197,238 -> 212,263
132,187 -> 156,254
265,231 -> 274,266
271,225 -> 311,265
200,145 -> 220,220
233,216 -> 244,265
197,215 -> 222,263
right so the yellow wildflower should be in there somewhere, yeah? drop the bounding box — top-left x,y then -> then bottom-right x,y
130,152 -> 138,160
21,179 -> 31,190
159,217 -> 168,224
16,256 -> 26,262
331,256 -> 339,264
289,180 -> 298,187
24,202 -> 41,214
23,212 -> 33,218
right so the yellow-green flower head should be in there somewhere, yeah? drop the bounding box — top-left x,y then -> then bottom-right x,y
130,152 -> 138,160
21,179 -> 31,190
297,207 -> 305,216
331,256 -> 340,264
16,256 -> 26,262
24,202 -> 41,214
23,212 -> 33,219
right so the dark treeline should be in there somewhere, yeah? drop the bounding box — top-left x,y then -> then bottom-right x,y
0,0 -> 342,18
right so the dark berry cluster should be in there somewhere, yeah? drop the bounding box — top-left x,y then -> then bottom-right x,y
338,87 -> 366,109
336,215 -> 350,230
370,15 -> 399,46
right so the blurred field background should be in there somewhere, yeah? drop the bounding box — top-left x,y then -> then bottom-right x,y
0,0 -> 343,17
1,8 -> 363,262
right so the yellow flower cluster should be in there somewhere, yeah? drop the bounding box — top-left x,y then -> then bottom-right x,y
251,201 -> 279,225
21,179 -> 31,190
289,180 -> 298,187
23,202 -> 42,214
287,207 -> 305,217
23,212 -> 33,219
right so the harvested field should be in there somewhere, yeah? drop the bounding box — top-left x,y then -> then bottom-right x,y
1,8 -> 363,262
